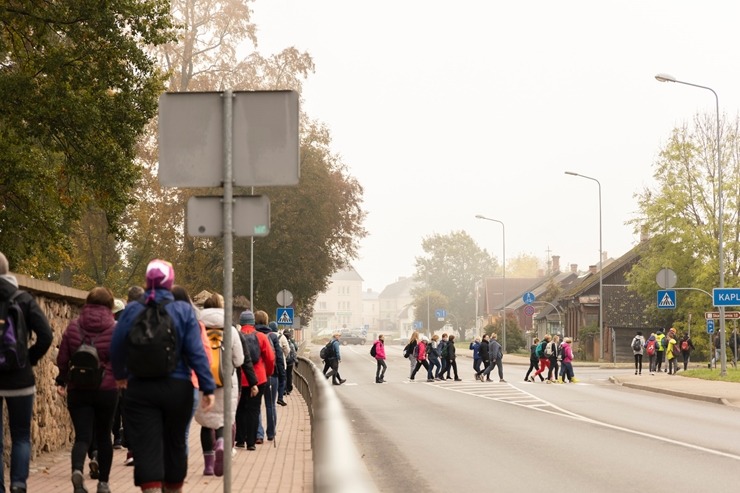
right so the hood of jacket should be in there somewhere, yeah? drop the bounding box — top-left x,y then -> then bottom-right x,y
200,307 -> 225,329
77,304 -> 116,335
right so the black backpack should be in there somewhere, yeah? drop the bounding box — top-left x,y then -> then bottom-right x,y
321,341 -> 335,360
239,330 -> 261,365
68,326 -> 104,390
126,300 -> 178,378
0,291 -> 29,371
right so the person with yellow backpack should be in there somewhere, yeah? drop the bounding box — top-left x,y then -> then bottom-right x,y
195,293 -> 244,477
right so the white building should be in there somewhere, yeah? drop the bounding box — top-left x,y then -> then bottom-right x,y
308,266 -> 364,335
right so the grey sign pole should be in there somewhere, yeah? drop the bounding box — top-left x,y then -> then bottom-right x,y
222,89 -> 235,493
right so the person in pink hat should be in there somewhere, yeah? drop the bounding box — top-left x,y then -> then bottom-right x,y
110,259 -> 216,493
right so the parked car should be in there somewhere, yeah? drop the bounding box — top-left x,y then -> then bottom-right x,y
340,330 -> 366,345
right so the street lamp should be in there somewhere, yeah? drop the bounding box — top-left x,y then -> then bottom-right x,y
475,215 -> 506,352
564,171 -> 604,360
655,73 -> 727,376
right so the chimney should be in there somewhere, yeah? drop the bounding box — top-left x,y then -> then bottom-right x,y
552,255 -> 561,273
570,263 -> 578,273
589,265 -> 597,275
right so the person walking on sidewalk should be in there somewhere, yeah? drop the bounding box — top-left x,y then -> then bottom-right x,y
645,333 -> 658,375
372,335 -> 387,383
194,293 -> 244,477
56,287 -> 119,493
679,333 -> 695,371
111,259 -> 216,493
631,331 -> 645,375
480,333 -> 505,382
666,330 -> 679,375
655,330 -> 666,372
0,252 -> 53,493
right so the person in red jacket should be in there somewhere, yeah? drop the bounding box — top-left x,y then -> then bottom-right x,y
234,310 -> 275,450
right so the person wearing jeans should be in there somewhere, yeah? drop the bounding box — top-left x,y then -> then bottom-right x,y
0,252 -> 53,493
373,335 -> 387,383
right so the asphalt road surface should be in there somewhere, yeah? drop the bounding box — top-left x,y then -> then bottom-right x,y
323,343 -> 740,493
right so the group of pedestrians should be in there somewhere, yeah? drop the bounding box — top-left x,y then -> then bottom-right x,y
526,334 -> 578,383
632,328 -> 696,375
400,331 -> 462,382
0,253 -> 296,493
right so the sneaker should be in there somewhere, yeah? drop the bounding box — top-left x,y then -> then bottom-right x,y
528,376 -> 535,382
454,378 -> 462,381
97,482 -> 111,493
277,399 -> 288,406
427,378 -> 435,382
339,379 -> 346,384
235,442 -> 247,449
570,378 -> 579,383
247,445 -> 256,451
500,379 -> 506,383
255,438 -> 264,444
71,470 -> 87,493
89,455 -> 99,480
124,452 -> 134,466
10,487 -> 26,493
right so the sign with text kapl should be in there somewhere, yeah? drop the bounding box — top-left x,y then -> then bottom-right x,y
713,288 -> 740,307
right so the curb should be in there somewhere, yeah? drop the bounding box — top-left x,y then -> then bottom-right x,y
609,376 -> 729,406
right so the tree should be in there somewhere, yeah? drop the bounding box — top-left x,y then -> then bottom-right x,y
98,0 -> 365,317
413,231 -> 498,330
627,114 -> 740,328
483,313 -> 525,352
0,0 -> 173,275
507,253 -> 543,277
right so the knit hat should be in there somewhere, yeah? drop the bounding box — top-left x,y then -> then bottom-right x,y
269,321 -> 279,332
112,299 -> 126,314
239,310 -> 255,325
145,259 -> 175,290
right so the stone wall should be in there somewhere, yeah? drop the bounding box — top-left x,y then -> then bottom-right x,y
3,273 -> 88,462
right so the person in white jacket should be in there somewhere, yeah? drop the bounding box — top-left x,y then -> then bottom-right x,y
194,294 -> 244,477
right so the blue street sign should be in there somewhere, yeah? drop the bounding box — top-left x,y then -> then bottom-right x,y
713,288 -> 740,307
657,290 -> 676,309
435,309 -> 446,319
276,307 -> 294,325
522,292 -> 535,304
707,319 -> 715,334
414,320 -> 423,329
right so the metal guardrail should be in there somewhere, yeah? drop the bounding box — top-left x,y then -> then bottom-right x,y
293,355 -> 376,493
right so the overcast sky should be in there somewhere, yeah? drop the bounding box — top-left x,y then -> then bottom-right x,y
250,1 -> 740,292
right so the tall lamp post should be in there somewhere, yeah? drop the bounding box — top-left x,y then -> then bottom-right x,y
475,215 -> 506,352
655,73 -> 727,375
564,171 -> 604,360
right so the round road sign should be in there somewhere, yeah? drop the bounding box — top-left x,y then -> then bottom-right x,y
656,268 -> 677,289
523,305 -> 535,316
276,289 -> 293,307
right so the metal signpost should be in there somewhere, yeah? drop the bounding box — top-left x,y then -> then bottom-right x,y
158,89 -> 299,493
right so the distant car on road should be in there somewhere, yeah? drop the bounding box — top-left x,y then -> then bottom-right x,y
340,330 -> 366,345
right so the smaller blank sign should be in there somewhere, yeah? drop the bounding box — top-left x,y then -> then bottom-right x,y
187,195 -> 270,237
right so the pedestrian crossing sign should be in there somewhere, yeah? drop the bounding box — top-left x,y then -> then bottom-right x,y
276,307 -> 294,325
657,290 -> 676,309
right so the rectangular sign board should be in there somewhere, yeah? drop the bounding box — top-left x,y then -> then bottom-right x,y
159,91 -> 299,187
705,311 -> 740,319
187,195 -> 270,237
713,288 -> 740,307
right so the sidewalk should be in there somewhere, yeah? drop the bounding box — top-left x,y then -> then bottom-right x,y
25,390 -> 313,492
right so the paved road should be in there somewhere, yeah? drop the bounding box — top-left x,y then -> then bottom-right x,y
329,344 -> 740,493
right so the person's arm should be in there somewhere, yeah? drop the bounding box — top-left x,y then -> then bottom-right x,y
25,294 -> 53,365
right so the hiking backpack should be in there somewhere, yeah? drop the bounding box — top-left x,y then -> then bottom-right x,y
0,291 -> 29,371
286,339 -> 297,364
370,342 -> 377,357
646,339 -> 657,356
239,330 -> 261,365
68,326 -> 104,390
207,328 -> 226,388
632,337 -> 642,352
544,342 -> 555,358
126,300 -> 178,378
321,340 -> 335,360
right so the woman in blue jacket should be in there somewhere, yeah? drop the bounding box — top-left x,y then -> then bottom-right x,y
110,259 -> 215,493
